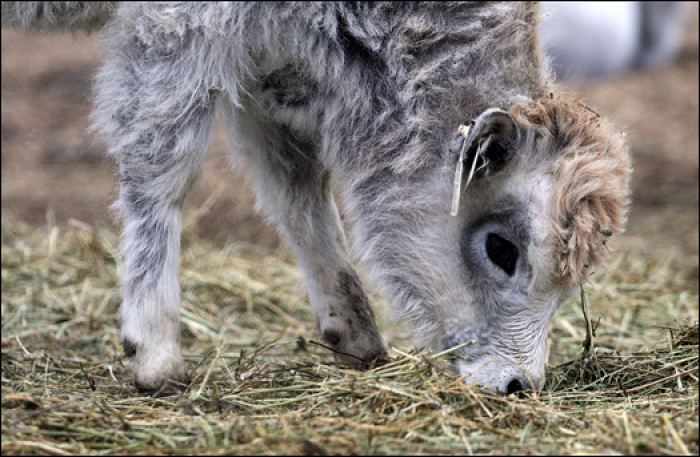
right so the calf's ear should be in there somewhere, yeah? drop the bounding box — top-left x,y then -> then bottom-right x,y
453,108 -> 521,176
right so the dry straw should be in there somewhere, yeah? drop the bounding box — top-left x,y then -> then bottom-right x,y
2,216 -> 697,455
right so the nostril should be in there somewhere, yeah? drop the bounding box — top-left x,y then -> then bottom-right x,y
506,378 -> 525,395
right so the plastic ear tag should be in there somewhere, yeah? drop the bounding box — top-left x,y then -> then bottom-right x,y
450,124 -> 471,216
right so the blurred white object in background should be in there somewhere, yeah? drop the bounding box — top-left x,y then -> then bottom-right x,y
540,2 -> 686,80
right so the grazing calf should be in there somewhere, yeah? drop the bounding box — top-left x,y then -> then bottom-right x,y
2,2 -> 631,396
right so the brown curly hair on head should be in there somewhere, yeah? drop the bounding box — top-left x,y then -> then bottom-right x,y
510,91 -> 632,283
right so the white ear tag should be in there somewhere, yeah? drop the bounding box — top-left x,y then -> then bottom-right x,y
464,138 -> 485,191
450,124 -> 471,217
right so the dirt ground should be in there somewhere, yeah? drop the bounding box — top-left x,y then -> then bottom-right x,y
2,4 -> 698,269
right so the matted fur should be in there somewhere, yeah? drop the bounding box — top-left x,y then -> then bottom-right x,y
510,93 -> 632,282
2,2 -> 633,395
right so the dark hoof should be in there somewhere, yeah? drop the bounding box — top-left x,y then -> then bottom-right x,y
135,377 -> 190,398
334,349 -> 390,369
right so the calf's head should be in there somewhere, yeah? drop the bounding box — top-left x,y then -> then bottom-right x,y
367,93 -> 631,394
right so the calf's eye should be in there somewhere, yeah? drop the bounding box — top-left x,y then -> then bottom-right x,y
486,233 -> 518,276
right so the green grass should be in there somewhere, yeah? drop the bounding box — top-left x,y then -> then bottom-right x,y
1,216 -> 697,455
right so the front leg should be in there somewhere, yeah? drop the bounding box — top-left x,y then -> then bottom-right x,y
119,203 -> 189,395
94,45 -> 217,395
226,108 -> 387,364
295,226 -> 388,365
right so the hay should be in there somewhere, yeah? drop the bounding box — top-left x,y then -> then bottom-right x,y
2,216 -> 698,455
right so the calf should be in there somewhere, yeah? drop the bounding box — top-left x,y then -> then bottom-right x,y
2,2 -> 631,395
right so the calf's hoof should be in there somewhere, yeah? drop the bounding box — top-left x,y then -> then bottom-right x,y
135,376 -> 190,398
123,338 -> 189,397
321,325 -> 388,368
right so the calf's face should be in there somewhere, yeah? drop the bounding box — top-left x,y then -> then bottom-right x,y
381,95 -> 630,394
446,148 -> 565,394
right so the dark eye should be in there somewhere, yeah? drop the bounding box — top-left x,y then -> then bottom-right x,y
486,233 -> 518,276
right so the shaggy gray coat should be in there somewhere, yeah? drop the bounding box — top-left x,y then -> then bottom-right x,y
2,2 -> 631,396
